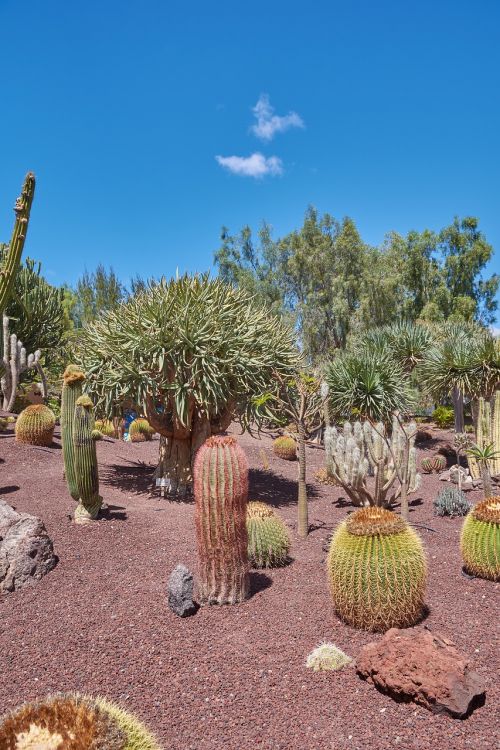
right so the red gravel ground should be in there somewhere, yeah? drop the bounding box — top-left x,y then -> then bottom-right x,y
0,424 -> 498,750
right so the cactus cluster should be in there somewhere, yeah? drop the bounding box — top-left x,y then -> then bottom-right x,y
434,486 -> 471,517
95,418 -> 115,437
0,692 -> 160,749
273,435 -> 297,460
469,391 -> 500,479
15,404 -> 55,446
1,314 -> 44,412
246,501 -> 290,568
460,498 -> 500,581
421,454 -> 447,473
194,435 -> 249,604
327,506 -> 427,631
324,418 -> 420,507
305,642 -> 352,671
129,418 -> 155,442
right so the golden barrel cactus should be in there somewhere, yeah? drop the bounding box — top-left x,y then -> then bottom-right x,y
461,498 -> 500,581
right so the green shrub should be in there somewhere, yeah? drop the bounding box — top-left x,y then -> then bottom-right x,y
432,405 -> 454,428
433,487 -> 471,517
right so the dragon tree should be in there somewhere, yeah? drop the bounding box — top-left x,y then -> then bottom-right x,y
78,274 -> 299,496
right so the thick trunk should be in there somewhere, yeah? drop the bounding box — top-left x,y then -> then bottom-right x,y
400,440 -> 410,521
154,435 -> 193,497
452,388 -> 464,434
481,462 -> 493,498
297,421 -> 308,537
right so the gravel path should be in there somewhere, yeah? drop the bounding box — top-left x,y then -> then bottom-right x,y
0,424 -> 498,749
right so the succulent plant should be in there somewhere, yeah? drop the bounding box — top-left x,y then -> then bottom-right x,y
15,404 -> 55,447
305,642 -> 352,671
273,435 -> 297,461
460,498 -> 500,581
314,467 -> 338,486
421,454 -> 447,473
95,419 -> 115,437
193,435 -> 249,604
433,486 -> 472,517
0,692 -> 160,749
327,506 -> 427,632
61,365 -> 86,501
129,418 -> 155,442
73,395 -> 103,524
246,501 -> 290,568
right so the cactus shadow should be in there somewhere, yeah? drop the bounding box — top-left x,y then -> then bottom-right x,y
249,571 -> 273,597
249,468 -> 319,510
101,459 -> 155,496
0,484 -> 20,496
99,504 -> 128,521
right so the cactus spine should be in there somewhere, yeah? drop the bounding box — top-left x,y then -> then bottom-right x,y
327,507 -> 427,631
129,417 -> 155,442
15,404 -> 55,446
470,391 -> 500,479
73,395 -> 102,524
273,435 -> 297,460
421,454 -> 447,474
194,435 -> 249,604
246,501 -> 290,568
460,498 -> 500,581
61,365 -> 86,501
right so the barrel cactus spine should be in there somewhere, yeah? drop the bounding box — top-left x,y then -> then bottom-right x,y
15,404 -> 55,446
129,417 -> 155,442
61,365 -> 86,501
421,454 -> 446,474
95,418 -> 115,437
194,435 -> 249,604
327,507 -> 427,632
460,498 -> 500,581
73,395 -> 103,524
273,435 -> 297,461
246,501 -> 290,568
0,692 -> 161,749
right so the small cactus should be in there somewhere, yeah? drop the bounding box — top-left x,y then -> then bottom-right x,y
314,467 -> 338,486
15,404 -> 55,446
61,364 -> 86,501
305,642 -> 352,671
194,435 -> 249,604
460,498 -> 500,581
421,454 -> 447,473
273,435 -> 297,461
129,418 -> 155,442
73,395 -> 103,524
327,507 -> 427,632
0,692 -> 160,749
246,501 -> 290,568
95,419 -> 115,437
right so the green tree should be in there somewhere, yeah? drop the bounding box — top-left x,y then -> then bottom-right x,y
73,264 -> 126,326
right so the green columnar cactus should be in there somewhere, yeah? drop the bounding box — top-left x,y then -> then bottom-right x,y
273,435 -> 297,460
0,173 -> 36,315
327,506 -> 427,631
470,391 -> 500,479
95,418 -> 115,437
460,498 -> 500,581
0,693 -> 161,749
61,365 -> 86,501
194,435 -> 249,604
246,501 -> 290,568
15,404 -> 55,446
129,417 -> 155,442
73,395 -> 103,524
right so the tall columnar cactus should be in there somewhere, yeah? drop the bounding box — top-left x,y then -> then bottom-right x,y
469,391 -> 500,479
246,501 -> 290,568
15,404 -> 55,446
61,365 -> 86,501
194,435 -> 249,604
0,173 -> 36,315
73,395 -> 103,524
460,498 -> 500,581
327,506 -> 427,631
1,314 -> 43,411
324,418 -> 420,508
0,693 -> 161,749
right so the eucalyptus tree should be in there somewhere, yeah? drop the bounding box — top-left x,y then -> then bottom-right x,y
78,275 -> 299,496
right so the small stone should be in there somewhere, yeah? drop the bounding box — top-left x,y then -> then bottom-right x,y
167,564 -> 197,617
438,470 -> 451,482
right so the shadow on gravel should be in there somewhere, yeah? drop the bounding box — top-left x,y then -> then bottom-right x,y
249,468 -> 318,509
101,459 -> 155,495
100,504 -> 128,521
0,484 -> 20,496
249,571 -> 273,597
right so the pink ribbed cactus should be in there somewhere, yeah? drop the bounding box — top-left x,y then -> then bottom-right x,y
194,435 -> 250,604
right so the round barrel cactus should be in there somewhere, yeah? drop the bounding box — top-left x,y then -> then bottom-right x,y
421,454 -> 446,473
461,497 -> 500,581
129,418 -> 155,442
0,692 -> 160,749
15,404 -> 55,446
273,436 -> 297,461
95,418 -> 115,437
327,507 -> 427,632
247,501 -> 290,568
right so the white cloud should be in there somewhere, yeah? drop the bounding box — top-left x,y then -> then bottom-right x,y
251,94 -> 304,141
215,152 -> 283,178
490,326 -> 500,337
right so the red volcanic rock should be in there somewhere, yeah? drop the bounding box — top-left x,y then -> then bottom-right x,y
356,627 -> 486,718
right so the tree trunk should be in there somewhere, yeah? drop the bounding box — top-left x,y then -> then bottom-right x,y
452,388 -> 464,434
154,435 -> 193,497
297,421 -> 308,537
481,461 -> 493,498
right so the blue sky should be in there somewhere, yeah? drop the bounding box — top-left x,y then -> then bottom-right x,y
1,0 -> 499,308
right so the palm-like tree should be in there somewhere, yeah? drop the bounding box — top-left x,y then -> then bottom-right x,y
466,442 -> 500,497
355,320 -> 433,374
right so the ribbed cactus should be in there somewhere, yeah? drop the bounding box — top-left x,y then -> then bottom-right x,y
15,404 -> 55,446
1,314 -> 43,411
0,693 -> 161,750
327,507 -> 427,631
421,454 -> 447,473
194,435 -> 249,604
469,391 -> 500,479
0,173 -> 35,315
73,395 -> 103,524
95,418 -> 115,437
324,418 -> 420,507
460,498 -> 500,581
273,435 -> 297,460
129,417 -> 155,442
61,365 -> 86,501
246,501 -> 290,568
